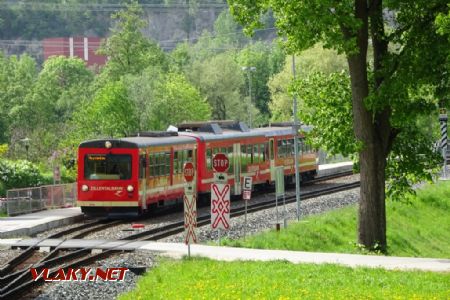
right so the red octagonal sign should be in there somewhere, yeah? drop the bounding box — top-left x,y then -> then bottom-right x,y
183,162 -> 195,182
213,153 -> 229,173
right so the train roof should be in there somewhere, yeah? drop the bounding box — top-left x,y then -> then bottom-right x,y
78,122 -> 312,148
179,126 -> 297,142
79,135 -> 196,149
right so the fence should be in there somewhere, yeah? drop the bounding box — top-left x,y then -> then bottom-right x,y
6,183 -> 77,216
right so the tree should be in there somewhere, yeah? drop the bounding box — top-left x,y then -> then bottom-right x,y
269,44 -> 347,122
0,53 -> 37,144
97,1 -> 167,80
124,69 -> 212,131
144,72 -> 212,130
237,41 -> 285,119
7,56 -> 93,160
72,80 -> 139,139
188,52 -> 258,123
229,0 -> 449,251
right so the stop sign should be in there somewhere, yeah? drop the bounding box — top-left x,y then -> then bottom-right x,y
183,162 -> 195,182
212,153 -> 229,172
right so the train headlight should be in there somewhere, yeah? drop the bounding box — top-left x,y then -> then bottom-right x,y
105,141 -> 112,148
81,185 -> 89,192
127,185 -> 134,192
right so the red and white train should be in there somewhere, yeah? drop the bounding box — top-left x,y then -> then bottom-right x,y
77,121 -> 318,217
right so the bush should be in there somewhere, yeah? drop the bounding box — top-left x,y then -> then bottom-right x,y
0,159 -> 46,197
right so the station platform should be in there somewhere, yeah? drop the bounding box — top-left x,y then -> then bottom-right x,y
0,238 -> 448,272
0,207 -> 83,238
318,161 -> 353,177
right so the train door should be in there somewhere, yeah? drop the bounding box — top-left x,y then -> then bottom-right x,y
233,143 -> 241,195
269,138 -> 275,182
139,152 -> 147,210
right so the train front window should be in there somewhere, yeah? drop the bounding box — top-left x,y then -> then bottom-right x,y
84,154 -> 132,180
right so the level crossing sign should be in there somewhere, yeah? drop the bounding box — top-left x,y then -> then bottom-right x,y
184,193 -> 197,244
243,176 -> 252,201
212,153 -> 229,173
211,183 -> 230,230
183,162 -> 195,182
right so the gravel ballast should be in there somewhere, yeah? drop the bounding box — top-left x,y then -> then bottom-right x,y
34,251 -> 156,300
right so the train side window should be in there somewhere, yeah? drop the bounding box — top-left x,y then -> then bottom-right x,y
277,140 -> 282,158
269,140 -> 274,160
181,150 -> 186,167
149,154 -> 154,177
253,145 -> 259,164
158,153 -> 164,176
148,154 -> 152,177
159,153 -> 164,176
165,152 -> 170,175
261,144 -> 266,162
228,146 -> 233,173
247,145 -> 253,164
287,139 -> 294,156
139,154 -> 146,179
173,151 -> 178,174
213,148 -> 219,155
241,145 -> 247,170
187,150 -> 193,162
153,153 -> 158,176
206,148 -> 212,170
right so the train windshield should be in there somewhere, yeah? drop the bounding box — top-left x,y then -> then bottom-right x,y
84,154 -> 132,180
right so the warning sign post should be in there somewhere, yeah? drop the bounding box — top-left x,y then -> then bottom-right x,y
242,176 -> 252,239
183,162 -> 197,258
211,153 -> 230,244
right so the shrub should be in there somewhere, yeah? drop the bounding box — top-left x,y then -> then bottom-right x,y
0,159 -> 45,197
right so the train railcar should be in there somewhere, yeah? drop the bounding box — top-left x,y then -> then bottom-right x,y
77,132 -> 197,217
77,121 -> 318,217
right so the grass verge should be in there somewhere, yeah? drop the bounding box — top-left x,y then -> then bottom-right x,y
222,181 -> 450,258
120,258 -> 449,300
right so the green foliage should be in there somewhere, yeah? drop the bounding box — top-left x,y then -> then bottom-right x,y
19,56 -> 93,124
0,53 -> 37,144
294,71 -> 356,157
188,52 -> 256,122
120,258 -> 449,300
237,42 -> 285,117
125,70 -> 212,130
386,128 -> 442,202
97,1 -> 167,80
73,80 -> 139,139
0,159 -> 45,196
223,181 -> 450,258
7,56 -> 93,161
147,72 -> 211,129
0,144 -> 7,157
269,44 -> 347,122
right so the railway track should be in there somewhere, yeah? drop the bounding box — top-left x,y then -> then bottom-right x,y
0,219 -> 124,299
0,178 -> 359,299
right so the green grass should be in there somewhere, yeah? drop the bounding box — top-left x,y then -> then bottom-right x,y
0,211 -> 7,217
222,181 -> 450,258
119,182 -> 450,299
120,258 -> 449,300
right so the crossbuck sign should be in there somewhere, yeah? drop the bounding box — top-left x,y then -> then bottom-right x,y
184,193 -> 197,244
211,183 -> 230,230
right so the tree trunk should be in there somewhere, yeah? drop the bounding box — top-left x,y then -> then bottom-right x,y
345,0 -> 387,251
